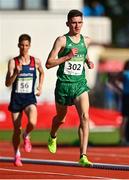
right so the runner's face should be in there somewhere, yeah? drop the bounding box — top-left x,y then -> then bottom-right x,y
68,16 -> 83,35
18,40 -> 30,55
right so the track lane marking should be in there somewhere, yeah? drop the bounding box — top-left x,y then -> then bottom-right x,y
0,168 -> 116,179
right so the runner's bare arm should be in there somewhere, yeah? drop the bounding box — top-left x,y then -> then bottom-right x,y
45,36 -> 77,69
84,36 -> 94,69
35,58 -> 44,96
5,59 -> 22,87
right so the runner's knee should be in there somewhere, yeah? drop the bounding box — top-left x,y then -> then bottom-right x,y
81,113 -> 89,122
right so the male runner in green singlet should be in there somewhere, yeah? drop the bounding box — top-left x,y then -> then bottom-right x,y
45,9 -> 94,166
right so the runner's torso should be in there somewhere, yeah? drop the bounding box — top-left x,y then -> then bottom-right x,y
12,56 -> 37,95
57,34 -> 87,83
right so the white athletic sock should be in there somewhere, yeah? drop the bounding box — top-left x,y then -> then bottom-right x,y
15,149 -> 21,157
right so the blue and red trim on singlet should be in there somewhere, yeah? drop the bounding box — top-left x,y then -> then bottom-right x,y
8,56 -> 37,112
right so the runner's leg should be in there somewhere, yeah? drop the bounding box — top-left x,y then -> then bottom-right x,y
48,103 -> 67,153
50,102 -> 67,137
23,104 -> 37,152
24,104 -> 37,136
11,112 -> 22,155
74,92 -> 90,156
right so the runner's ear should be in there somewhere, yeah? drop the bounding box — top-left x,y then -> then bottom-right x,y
66,22 -> 69,27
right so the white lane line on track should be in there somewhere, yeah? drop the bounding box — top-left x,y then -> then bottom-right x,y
0,168 -> 115,179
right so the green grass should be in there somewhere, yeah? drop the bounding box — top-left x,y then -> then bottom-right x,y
89,130 -> 121,145
0,128 -> 121,146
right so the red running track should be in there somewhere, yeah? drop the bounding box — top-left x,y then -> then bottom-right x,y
1,142 -> 129,179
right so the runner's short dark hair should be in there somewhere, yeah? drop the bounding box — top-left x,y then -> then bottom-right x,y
19,34 -> 31,43
67,9 -> 83,21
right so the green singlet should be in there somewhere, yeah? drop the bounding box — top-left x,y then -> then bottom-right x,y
55,34 -> 90,105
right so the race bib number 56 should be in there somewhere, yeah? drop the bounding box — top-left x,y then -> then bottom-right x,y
15,77 -> 33,93
64,61 -> 83,75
